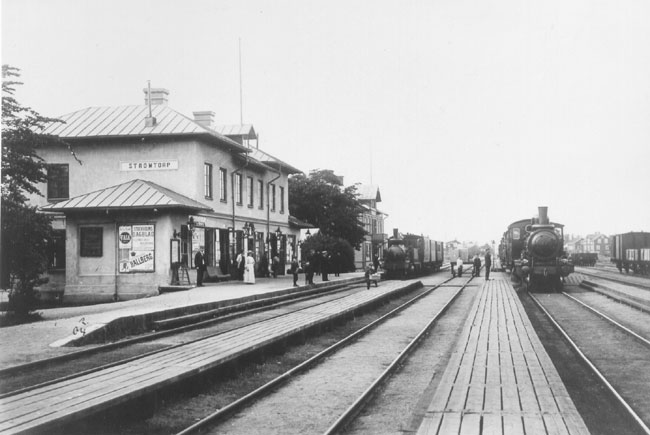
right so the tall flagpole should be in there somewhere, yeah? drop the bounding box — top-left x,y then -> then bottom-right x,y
239,38 -> 243,125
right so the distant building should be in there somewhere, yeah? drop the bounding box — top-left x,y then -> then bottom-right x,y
355,184 -> 387,270
33,87 -> 302,303
567,233 -> 609,255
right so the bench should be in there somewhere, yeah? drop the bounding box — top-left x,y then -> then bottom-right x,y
204,266 -> 230,283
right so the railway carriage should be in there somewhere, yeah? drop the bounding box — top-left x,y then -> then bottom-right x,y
610,232 -> 650,275
500,207 -> 574,291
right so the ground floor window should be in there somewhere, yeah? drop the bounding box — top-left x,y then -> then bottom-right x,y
80,227 -> 103,257
47,229 -> 66,270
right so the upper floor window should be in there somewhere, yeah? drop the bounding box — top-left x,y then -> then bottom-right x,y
47,164 -> 69,200
247,176 -> 254,207
204,163 -> 213,199
279,186 -> 285,213
234,173 -> 243,205
258,179 -> 264,209
219,168 -> 227,202
271,184 -> 276,211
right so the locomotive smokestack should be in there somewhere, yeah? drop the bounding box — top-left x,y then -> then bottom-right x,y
393,228 -> 399,238
538,206 -> 549,225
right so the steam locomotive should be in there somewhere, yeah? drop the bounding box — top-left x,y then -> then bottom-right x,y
499,206 -> 573,291
383,229 -> 444,279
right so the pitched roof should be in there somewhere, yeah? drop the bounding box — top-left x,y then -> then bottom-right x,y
40,105 -> 248,153
41,179 -> 212,212
356,184 -> 381,202
213,124 -> 257,139
249,147 -> 302,174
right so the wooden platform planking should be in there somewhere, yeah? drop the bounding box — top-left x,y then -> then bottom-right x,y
417,278 -> 590,435
0,281 -> 416,434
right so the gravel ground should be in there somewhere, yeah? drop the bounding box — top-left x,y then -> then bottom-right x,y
344,283 -> 480,434
206,283 -> 471,435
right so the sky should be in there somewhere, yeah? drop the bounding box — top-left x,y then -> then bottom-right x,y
2,0 -> 649,245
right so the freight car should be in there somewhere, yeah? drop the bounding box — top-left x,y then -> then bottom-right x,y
499,206 -> 574,291
383,229 -> 444,278
610,232 -> 650,275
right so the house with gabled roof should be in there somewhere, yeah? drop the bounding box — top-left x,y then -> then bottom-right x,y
33,87 -> 302,303
354,184 -> 388,270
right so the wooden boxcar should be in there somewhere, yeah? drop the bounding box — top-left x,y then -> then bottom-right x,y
610,232 -> 650,275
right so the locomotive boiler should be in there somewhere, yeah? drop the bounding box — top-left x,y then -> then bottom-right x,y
383,229 -> 444,279
499,206 -> 573,291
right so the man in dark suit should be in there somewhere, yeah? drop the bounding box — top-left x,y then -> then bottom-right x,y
194,247 -> 207,287
484,250 -> 492,280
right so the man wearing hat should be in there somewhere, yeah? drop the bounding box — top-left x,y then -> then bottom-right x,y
194,246 -> 207,287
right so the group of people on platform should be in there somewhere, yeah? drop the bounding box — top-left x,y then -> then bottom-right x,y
450,250 -> 492,281
193,247 -> 349,288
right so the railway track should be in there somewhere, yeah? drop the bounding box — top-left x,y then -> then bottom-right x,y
576,266 -> 650,291
529,289 -> 650,434
174,276 -> 476,435
0,281 -> 366,395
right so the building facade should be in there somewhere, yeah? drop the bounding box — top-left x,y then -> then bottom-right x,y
354,185 -> 387,270
33,88 -> 301,304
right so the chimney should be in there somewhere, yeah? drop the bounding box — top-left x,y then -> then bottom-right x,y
393,228 -> 399,238
143,88 -> 169,106
538,206 -> 549,225
193,111 -> 215,129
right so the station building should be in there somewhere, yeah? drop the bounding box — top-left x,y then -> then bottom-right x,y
32,88 -> 303,304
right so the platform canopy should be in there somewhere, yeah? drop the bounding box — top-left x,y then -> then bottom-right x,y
41,179 -> 212,212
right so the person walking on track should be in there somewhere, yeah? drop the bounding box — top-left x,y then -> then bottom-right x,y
456,256 -> 464,277
473,254 -> 481,277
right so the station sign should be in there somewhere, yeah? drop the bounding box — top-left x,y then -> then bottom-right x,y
119,160 -> 178,171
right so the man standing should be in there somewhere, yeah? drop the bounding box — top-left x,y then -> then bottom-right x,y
456,256 -> 464,277
473,254 -> 481,277
291,256 -> 300,286
484,249 -> 492,280
194,247 -> 207,287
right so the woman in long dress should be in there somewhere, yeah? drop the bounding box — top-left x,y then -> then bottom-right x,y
244,251 -> 256,284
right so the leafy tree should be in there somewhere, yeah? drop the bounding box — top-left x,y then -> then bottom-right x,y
1,65 -> 74,316
289,169 -> 367,249
300,232 -> 355,273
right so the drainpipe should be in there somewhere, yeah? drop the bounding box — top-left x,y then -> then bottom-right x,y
231,156 -> 249,271
266,165 -> 282,254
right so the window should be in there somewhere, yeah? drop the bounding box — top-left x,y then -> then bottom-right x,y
279,186 -> 285,213
271,184 -> 276,211
80,227 -> 103,257
219,168 -> 227,202
258,179 -> 264,209
234,173 -> 243,205
47,164 -> 69,200
204,163 -> 213,198
47,230 -> 66,270
247,176 -> 254,207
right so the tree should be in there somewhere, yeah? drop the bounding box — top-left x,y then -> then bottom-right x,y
300,232 -> 355,273
289,169 -> 367,249
1,65 -> 74,316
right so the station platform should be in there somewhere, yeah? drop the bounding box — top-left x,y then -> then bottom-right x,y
0,272 -> 364,371
417,276 -> 590,435
0,278 -> 420,434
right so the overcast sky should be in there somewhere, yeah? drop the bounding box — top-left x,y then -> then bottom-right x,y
3,0 -> 649,244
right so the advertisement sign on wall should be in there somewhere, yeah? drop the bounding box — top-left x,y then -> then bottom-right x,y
119,224 -> 155,273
